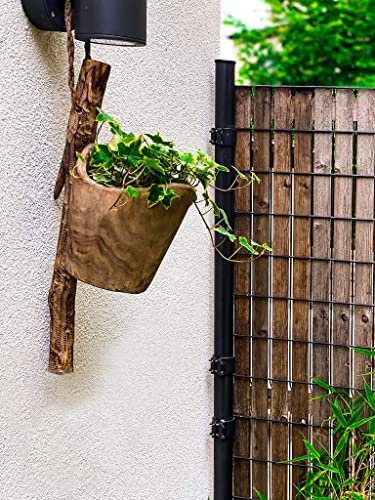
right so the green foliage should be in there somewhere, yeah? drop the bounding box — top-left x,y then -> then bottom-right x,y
286,373 -> 375,498
77,109 -> 272,261
225,0 -> 375,86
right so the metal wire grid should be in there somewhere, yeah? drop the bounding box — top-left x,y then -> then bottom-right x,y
232,86 -> 375,500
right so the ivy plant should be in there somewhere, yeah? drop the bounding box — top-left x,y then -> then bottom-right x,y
75,109 -> 271,261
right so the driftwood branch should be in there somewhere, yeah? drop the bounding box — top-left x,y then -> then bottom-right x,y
48,58 -> 111,374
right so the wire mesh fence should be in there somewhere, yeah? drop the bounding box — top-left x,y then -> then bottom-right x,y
232,85 -> 375,499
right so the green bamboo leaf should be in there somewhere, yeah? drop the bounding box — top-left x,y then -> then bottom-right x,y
330,400 -> 348,427
352,347 -> 375,357
333,431 -> 348,458
312,377 -> 337,394
281,454 -> 311,464
348,414 -> 375,429
364,380 -> 375,411
256,490 -> 268,500
303,440 -> 320,459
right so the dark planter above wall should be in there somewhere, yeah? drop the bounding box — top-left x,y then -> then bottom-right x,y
21,0 -> 147,46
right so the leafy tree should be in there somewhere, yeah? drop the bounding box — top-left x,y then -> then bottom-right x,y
226,0 -> 375,86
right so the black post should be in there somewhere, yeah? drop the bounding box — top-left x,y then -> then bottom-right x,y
212,59 -> 236,500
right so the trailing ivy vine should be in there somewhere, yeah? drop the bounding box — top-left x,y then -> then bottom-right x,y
75,109 -> 271,262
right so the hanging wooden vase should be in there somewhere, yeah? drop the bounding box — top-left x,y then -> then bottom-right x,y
65,145 -> 196,293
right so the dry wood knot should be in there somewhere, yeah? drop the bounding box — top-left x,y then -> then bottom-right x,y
362,314 -> 369,323
258,199 -> 269,209
321,310 -> 328,320
341,313 -> 349,322
315,163 -> 329,173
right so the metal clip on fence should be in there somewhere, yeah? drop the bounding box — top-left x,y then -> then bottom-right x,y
210,127 -> 236,147
210,417 -> 236,440
210,356 -> 235,376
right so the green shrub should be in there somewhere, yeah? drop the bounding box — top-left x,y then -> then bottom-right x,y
226,0 -> 375,86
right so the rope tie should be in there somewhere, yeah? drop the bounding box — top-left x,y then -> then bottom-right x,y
64,0 -> 76,108
64,1 -> 91,109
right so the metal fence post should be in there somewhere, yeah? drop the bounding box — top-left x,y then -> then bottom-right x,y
211,59 -> 236,500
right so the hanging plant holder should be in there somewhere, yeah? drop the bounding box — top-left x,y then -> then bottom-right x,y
23,1 -> 270,376
65,145 -> 196,293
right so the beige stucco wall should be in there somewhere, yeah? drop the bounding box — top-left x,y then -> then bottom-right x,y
0,1 -> 220,498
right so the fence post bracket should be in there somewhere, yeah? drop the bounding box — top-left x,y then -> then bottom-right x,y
209,355 -> 236,376
210,127 -> 237,147
210,417 -> 236,440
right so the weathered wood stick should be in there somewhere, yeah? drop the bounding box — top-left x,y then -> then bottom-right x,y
49,58 -> 111,374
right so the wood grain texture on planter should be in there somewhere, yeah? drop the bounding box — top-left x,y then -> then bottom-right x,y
65,146 -> 196,293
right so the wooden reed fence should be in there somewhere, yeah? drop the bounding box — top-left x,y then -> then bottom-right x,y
232,86 -> 375,500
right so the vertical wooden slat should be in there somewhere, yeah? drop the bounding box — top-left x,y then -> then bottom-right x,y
251,86 -> 272,498
291,90 -> 313,493
271,88 -> 294,500
332,90 -> 354,391
311,89 -> 334,450
353,90 -> 375,387
233,86 -> 252,499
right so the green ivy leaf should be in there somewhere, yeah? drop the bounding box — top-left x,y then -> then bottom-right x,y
232,165 -> 248,180
123,185 -> 140,198
76,151 -> 85,162
214,226 -> 237,242
239,236 -> 259,254
147,184 -> 165,208
260,242 -> 272,251
144,157 -> 165,174
96,109 -> 119,126
180,153 -> 196,166
146,132 -> 174,147
91,144 -> 114,168
161,187 -> 179,209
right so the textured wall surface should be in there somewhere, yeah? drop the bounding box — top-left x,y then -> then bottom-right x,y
0,1 -> 219,498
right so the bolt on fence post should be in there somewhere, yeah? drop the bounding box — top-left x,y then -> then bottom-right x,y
212,59 -> 236,500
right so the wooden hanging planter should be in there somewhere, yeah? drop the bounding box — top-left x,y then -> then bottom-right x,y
65,145 -> 196,293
